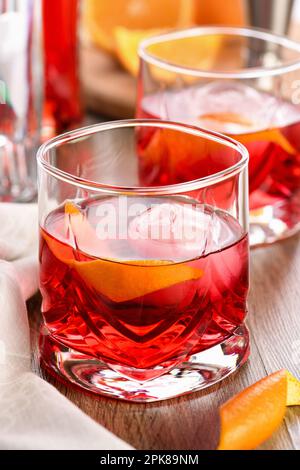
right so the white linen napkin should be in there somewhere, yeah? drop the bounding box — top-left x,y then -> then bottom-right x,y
0,203 -> 132,450
293,0 -> 300,22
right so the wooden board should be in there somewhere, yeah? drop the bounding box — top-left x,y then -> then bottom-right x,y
81,44 -> 136,119
28,232 -> 300,450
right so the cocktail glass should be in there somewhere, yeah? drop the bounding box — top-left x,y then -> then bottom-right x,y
38,119 -> 249,402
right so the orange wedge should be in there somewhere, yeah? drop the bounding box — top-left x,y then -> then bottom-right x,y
83,0 -> 195,54
218,370 -> 300,450
114,27 -> 163,76
43,201 -> 203,303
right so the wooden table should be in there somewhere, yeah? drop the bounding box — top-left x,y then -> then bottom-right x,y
28,233 -> 300,450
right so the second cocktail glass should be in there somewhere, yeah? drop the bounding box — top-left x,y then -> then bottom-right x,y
38,119 -> 249,402
137,27 -> 300,246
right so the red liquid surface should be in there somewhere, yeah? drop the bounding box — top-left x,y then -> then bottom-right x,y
138,82 -> 300,212
40,196 -> 248,377
42,0 -> 82,133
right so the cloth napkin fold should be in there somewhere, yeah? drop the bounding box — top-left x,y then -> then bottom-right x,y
0,203 -> 132,450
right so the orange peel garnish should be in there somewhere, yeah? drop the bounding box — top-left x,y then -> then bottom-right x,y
73,258 -> 203,303
198,112 -> 296,155
236,128 -> 296,155
218,370 -> 300,450
43,201 -> 203,303
199,112 -> 254,127
83,0 -> 195,54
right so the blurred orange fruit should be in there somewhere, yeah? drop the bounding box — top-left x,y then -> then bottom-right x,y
236,128 -> 297,155
83,0 -> 195,53
114,27 -> 162,76
194,0 -> 245,26
115,27 -> 222,77
218,370 -> 300,450
74,258 -> 203,303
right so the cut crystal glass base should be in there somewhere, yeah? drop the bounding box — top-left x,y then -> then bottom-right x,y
40,324 -> 250,403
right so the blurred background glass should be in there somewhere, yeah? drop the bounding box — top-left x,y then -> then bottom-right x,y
0,0 -> 82,202
0,0 -> 41,202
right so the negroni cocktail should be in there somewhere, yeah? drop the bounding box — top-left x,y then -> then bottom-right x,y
40,196 -> 248,382
38,120 -> 249,401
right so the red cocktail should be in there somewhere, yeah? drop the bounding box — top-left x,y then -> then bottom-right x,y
40,196 -> 248,381
139,85 -> 300,213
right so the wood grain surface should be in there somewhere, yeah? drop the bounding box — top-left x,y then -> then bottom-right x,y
28,233 -> 300,450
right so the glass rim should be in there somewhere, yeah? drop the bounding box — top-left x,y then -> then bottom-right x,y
37,119 -> 248,195
138,26 -> 300,79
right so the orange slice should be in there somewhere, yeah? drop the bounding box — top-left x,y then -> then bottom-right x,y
83,0 -> 195,54
43,201 -> 203,303
114,27 -> 221,79
194,0 -> 246,26
138,126 -> 237,176
65,200 -> 82,215
218,370 -> 300,450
